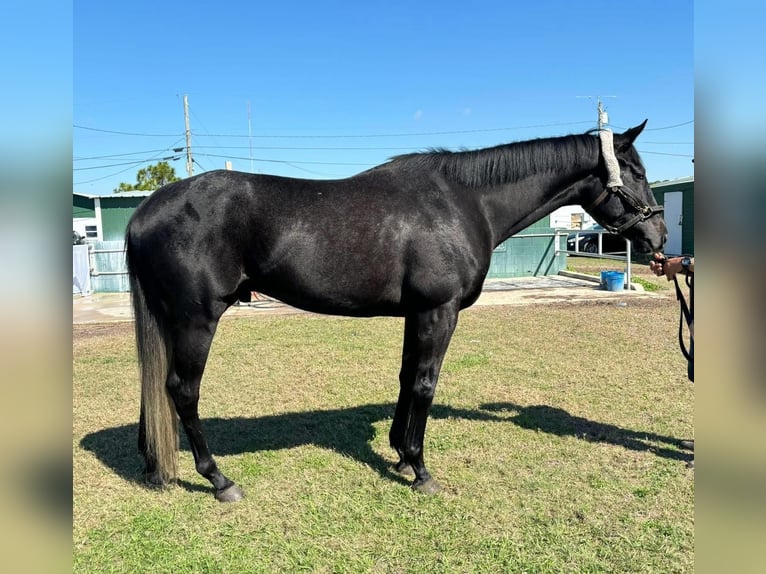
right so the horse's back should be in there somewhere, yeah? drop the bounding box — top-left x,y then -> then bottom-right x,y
126,169 -> 490,316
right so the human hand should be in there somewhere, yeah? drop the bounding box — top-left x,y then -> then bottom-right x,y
650,254 -> 687,280
649,254 -> 666,277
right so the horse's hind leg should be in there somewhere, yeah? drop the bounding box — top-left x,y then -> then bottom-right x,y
167,318 -> 244,502
391,301 -> 459,493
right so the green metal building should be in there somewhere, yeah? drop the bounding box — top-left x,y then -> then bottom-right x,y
486,218 -> 566,278
651,177 -> 694,256
73,192 -> 154,293
73,191 -> 152,242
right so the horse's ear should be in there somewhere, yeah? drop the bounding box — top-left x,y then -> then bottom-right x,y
616,120 -> 648,150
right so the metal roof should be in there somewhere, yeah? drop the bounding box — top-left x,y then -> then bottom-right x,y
651,176 -> 694,189
73,190 -> 154,199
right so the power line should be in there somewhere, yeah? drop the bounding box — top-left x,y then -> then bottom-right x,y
74,124 -> 183,137
74,162 -> 152,185
636,150 -> 694,158
281,162 -> 345,177
75,120 -> 595,141
190,144 -> 437,151
74,145 -> 693,173
192,120 -> 594,139
194,152 -> 372,166
644,120 -> 694,131
74,119 -> 692,148
73,156 -> 182,171
74,138 -> 186,185
640,141 -> 694,145
73,117 -> 694,185
609,120 -> 694,131
74,148 -> 185,161
192,157 -> 208,172
74,139 -> 693,165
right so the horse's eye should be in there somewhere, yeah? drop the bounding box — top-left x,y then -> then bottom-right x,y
634,173 -> 645,181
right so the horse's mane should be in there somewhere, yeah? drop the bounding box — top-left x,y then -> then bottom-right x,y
383,133 -> 600,188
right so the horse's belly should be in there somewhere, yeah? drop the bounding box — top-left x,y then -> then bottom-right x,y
254,259 -> 405,317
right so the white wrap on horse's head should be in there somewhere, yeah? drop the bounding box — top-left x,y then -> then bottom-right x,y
599,129 -> 623,188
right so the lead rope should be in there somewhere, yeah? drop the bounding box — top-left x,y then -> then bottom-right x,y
672,272 -> 694,363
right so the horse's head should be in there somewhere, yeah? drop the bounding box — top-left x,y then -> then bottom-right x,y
582,121 -> 667,255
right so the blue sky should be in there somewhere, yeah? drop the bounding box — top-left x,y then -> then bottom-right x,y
74,1 -> 694,194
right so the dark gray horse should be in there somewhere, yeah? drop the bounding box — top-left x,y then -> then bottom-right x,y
125,122 -> 666,501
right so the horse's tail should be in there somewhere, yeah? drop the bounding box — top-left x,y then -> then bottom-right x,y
126,227 -> 178,484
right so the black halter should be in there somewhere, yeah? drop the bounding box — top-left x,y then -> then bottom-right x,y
586,185 -> 665,234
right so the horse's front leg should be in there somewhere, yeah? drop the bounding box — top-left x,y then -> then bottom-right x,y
391,300 -> 459,493
389,316 -> 418,476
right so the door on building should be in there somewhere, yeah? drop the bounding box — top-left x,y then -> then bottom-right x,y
663,191 -> 683,255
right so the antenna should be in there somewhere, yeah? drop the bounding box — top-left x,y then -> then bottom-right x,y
576,95 -> 617,130
247,101 -> 254,173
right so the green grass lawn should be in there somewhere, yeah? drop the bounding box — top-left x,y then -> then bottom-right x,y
74,299 -> 693,573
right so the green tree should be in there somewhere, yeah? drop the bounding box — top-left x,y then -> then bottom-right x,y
114,161 -> 180,193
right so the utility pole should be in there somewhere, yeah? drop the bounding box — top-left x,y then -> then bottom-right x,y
576,95 -> 617,130
183,94 -> 193,177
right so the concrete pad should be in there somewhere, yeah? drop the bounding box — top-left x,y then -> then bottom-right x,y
73,275 -> 670,325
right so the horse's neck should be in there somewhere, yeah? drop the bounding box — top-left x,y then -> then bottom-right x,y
479,173 -> 591,248
427,136 -> 600,247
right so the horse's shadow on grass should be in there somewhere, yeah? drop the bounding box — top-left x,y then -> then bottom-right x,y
80,402 -> 691,494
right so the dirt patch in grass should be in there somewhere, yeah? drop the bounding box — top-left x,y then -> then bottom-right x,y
74,323 -> 132,341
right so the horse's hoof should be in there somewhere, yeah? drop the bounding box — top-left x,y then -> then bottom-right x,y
144,471 -> 167,488
394,460 -> 414,476
215,484 -> 244,503
412,478 -> 442,495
